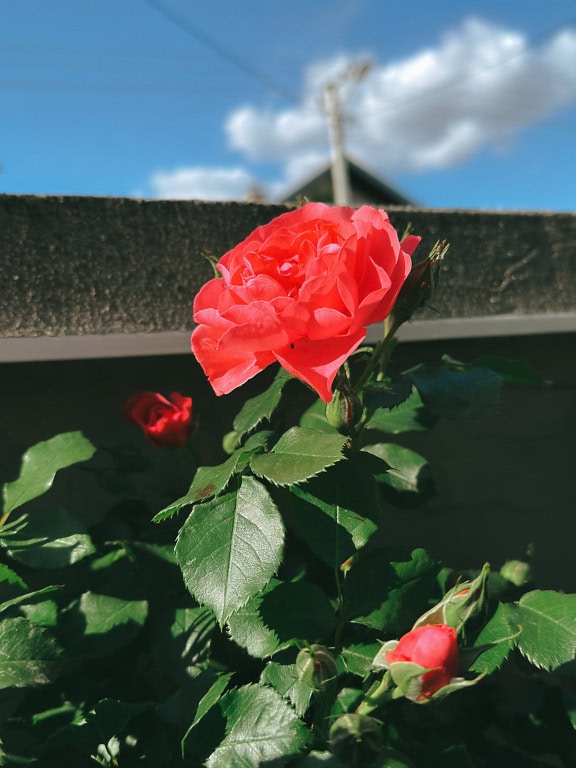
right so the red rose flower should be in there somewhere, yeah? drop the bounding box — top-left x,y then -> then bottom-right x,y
191,203 -> 420,402
123,391 -> 194,448
385,624 -> 459,699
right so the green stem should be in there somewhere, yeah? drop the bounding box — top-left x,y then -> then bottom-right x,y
353,318 -> 401,394
356,672 -> 394,716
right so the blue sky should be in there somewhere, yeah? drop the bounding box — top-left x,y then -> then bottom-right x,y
1,0 -> 575,210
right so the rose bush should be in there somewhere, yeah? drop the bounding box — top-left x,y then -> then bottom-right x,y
385,624 -> 459,700
192,202 -> 420,402
123,390 -> 194,448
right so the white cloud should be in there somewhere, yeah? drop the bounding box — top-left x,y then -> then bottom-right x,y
149,166 -> 257,201
227,17 -> 576,177
148,17 -> 576,201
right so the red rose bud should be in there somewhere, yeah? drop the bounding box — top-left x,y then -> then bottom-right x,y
392,239 -> 448,327
123,391 -> 194,448
325,387 -> 363,435
192,203 -> 420,403
412,562 -> 489,634
383,624 -> 459,701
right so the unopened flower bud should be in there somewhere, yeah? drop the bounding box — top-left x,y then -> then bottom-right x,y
295,644 -> 338,690
393,240 -> 448,326
329,713 -> 383,766
325,388 -> 363,435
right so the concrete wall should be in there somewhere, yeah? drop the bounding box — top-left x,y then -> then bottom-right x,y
1,195 -> 575,589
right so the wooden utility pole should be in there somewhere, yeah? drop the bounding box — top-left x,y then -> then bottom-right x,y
322,62 -> 371,206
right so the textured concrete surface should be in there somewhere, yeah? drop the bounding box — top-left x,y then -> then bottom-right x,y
1,194 -> 575,338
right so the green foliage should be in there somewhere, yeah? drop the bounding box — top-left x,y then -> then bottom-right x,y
205,684 -> 311,767
175,476 -> 284,624
2,431 -> 95,520
233,366 -> 293,437
0,340 -> 572,765
0,616 -> 61,689
514,590 -> 576,671
250,427 -> 348,486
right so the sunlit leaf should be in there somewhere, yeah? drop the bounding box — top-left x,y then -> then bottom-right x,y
175,476 -> 284,624
515,590 -> 576,671
233,367 -> 293,437
206,684 -> 310,767
0,617 -> 61,689
250,427 -> 347,486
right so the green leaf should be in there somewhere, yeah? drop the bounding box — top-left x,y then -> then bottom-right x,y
300,398 -> 340,434
0,563 -> 27,589
0,617 -> 61,689
470,602 -> 518,675
61,592 -> 148,658
363,376 -> 414,413
175,476 -> 284,624
2,508 -> 95,568
515,590 -> 576,671
153,449 -> 252,522
2,432 -> 96,517
343,547 -> 439,633
470,355 -> 546,386
152,605 -> 216,682
227,580 -> 284,658
366,386 -> 432,434
233,367 -> 293,437
261,660 -> 314,716
363,444 -> 435,507
206,684 -> 311,767
0,586 -> 60,616
409,366 -> 503,419
86,698 -> 152,745
340,643 -> 381,677
290,455 -> 382,567
181,672 -> 233,755
259,579 -> 337,645
250,427 -> 347,487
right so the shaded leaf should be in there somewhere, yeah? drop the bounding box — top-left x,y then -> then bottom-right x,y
300,398 -> 340,433
61,592 -> 148,658
3,508 -> 95,568
290,455 -> 382,567
366,386 -> 433,434
0,617 -> 61,689
469,355 -> 546,386
409,366 -> 503,419
175,476 -> 284,624
251,427 -> 347,487
363,376 -> 413,413
343,548 -> 439,633
470,602 -> 519,674
2,432 -> 96,517
363,444 -> 435,507
206,684 -> 310,767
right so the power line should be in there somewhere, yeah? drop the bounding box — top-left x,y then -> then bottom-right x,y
140,0 -> 298,102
